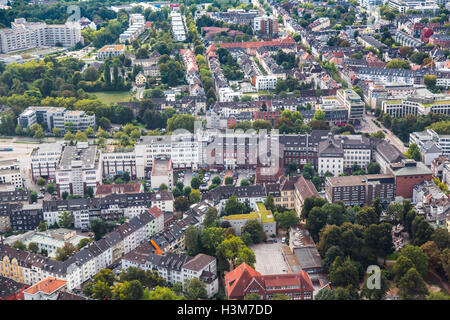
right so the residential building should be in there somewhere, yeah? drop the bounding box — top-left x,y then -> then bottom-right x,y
293,176 -> 320,216
410,129 -> 450,158
55,142 -> 101,197
0,159 -> 23,188
119,13 -> 145,43
255,75 -> 277,91
253,16 -> 279,36
17,106 -> 95,133
336,89 -> 364,122
121,242 -> 219,297
30,143 -> 63,182
0,18 -> 82,53
325,174 -> 396,206
97,44 -> 125,60
225,262 -> 314,300
413,180 -> 449,227
4,228 -> 89,258
23,277 -> 67,300
150,156 -> 173,191
171,11 -> 186,42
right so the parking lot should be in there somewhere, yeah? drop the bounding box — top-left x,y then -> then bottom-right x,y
250,240 -> 290,275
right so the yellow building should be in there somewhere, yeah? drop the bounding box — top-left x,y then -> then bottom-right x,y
0,245 -> 27,284
135,72 -> 147,87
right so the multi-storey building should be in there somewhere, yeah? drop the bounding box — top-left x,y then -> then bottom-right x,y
325,174 -> 396,206
0,18 -> 82,53
255,75 -> 277,91
225,262 -> 314,300
0,159 -> 23,188
119,13 -> 145,43
387,159 -> 433,199
336,89 -> 365,122
17,107 -> 95,133
121,242 -> 219,298
55,142 -> 101,197
382,96 -> 450,118
97,44 -> 125,60
410,129 -> 450,158
30,143 -> 63,182
253,16 -> 279,35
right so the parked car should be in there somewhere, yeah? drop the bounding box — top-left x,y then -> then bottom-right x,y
281,237 -> 286,244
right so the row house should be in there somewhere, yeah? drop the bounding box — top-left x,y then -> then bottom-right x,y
121,242 -> 219,298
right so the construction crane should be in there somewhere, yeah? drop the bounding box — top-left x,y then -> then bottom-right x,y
150,239 -> 162,255
423,60 -> 434,72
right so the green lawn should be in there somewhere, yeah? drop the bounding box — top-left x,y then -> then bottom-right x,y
93,91 -> 134,105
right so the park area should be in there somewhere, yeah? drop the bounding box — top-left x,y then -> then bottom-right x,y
93,91 -> 134,105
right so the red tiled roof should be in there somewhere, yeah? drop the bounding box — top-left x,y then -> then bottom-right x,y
24,277 -> 66,295
95,183 -> 142,197
225,263 -> 315,299
149,206 -> 163,218
219,36 -> 295,49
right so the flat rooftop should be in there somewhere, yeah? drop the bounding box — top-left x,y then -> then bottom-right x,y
152,157 -> 171,175
59,145 -> 97,168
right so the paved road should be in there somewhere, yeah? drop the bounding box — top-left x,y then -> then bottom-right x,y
361,114 -> 407,153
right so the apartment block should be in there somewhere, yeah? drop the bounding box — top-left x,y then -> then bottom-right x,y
325,174 -> 396,206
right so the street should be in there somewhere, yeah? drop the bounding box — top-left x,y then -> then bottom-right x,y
360,114 -> 407,153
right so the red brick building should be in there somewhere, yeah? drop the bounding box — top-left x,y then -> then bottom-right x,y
388,159 -> 433,199
225,263 -> 314,300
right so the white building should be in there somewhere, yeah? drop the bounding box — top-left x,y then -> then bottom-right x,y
0,18 -> 82,53
119,13 -> 145,44
55,142 -> 101,197
18,106 -> 95,133
410,129 -> 450,158
30,143 -> 63,182
0,159 -> 23,188
171,11 -> 186,42
255,75 -> 277,91
150,157 -> 173,191
97,44 -> 125,60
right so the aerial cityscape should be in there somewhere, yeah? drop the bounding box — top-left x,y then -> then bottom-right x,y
0,0 -> 449,303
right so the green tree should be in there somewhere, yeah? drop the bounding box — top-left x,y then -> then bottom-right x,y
264,195 -> 275,211
174,196 -> 190,212
313,109 -> 325,121
420,241 -> 442,271
244,293 -> 261,300
12,240 -> 26,250
367,162 -> 381,174
112,280 -> 144,300
224,196 -> 246,215
55,242 -> 78,261
427,291 -> 450,300
201,227 -> 227,256
143,286 -> 185,300
404,143 -> 421,161
329,257 -> 360,289
77,238 -> 92,250
224,176 -> 234,186
38,220 -> 47,232
36,177 -> 46,186
360,270 -> 390,300
92,280 -> 112,300
398,268 -> 428,300
399,245 -> 428,277
191,177 -> 201,189
274,210 -> 299,230
189,189 -> 201,203
58,211 -> 74,228
185,226 -> 202,256
431,228 -> 450,250
46,183 -> 55,194
242,220 -> 265,244
185,278 -> 208,300
203,207 -> 218,228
